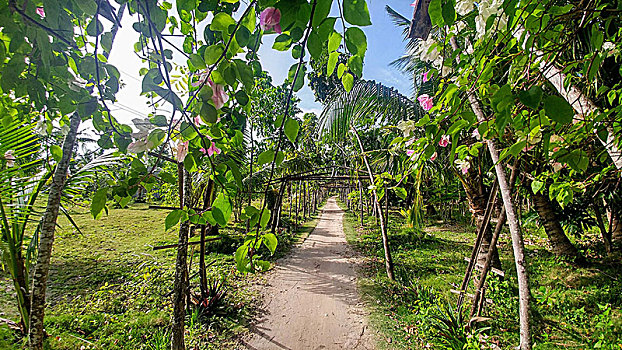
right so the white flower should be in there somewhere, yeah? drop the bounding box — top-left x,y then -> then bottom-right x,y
475,0 -> 507,39
35,119 -> 48,136
456,0 -> 475,16
397,120 -> 417,137
60,123 -> 70,136
417,38 -> 440,62
455,158 -> 471,174
433,57 -> 453,76
4,150 -> 15,168
603,41 -> 615,52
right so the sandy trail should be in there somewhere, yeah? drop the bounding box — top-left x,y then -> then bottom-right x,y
241,198 -> 375,350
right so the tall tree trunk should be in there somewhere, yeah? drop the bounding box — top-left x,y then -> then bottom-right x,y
199,179 -> 214,298
28,4 -> 126,347
352,127 -> 395,280
608,209 -> 622,250
28,113 -> 81,349
171,167 -> 191,350
451,36 -> 531,350
532,192 -> 585,264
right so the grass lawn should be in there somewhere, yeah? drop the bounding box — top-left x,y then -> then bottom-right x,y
0,200 -> 324,349
338,201 -> 622,349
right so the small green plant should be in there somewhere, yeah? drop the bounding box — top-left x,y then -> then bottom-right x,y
591,304 -> 619,349
190,277 -> 228,318
431,303 -> 488,350
146,328 -> 170,350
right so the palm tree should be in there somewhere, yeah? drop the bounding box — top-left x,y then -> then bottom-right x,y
319,80 -> 418,280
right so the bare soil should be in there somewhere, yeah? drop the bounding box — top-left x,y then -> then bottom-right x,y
240,198 -> 375,350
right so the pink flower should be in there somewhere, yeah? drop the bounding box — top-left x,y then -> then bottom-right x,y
260,8 -> 282,33
206,141 -> 221,157
417,94 -> 434,111
36,7 -> 45,18
472,129 -> 481,140
423,71 -> 430,83
430,152 -> 437,161
209,80 -> 228,110
439,134 -> 450,147
176,141 -> 189,162
406,149 -> 417,161
191,73 -> 229,110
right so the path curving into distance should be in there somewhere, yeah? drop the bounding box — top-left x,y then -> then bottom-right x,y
242,197 -> 375,350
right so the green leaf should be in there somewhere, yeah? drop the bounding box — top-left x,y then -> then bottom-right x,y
159,172 -> 177,184
86,18 -> 103,36
531,180 -> 544,194
204,44 -> 225,65
235,25 -> 251,47
328,31 -> 342,52
165,209 -> 185,231
343,0 -> 372,26
312,0 -> 333,27
441,0 -> 456,26
342,72 -> 354,92
212,193 -> 232,227
558,149 -> 588,172
307,31 -> 322,60
235,244 -> 250,273
393,187 -> 407,200
337,63 -> 346,78
518,85 -> 543,109
50,145 -> 63,162
284,118 -> 300,143
428,0 -> 443,26
150,115 -> 168,127
257,149 -> 275,165
210,12 -> 236,32
184,154 -> 198,172
544,95 -> 574,125
260,208 -> 271,229
263,233 -> 278,255
348,55 -> 363,78
317,17 -> 337,41
272,34 -> 292,51
235,90 -> 249,105
200,102 -> 218,123
288,63 -> 306,91
345,27 -> 367,57
188,53 -> 206,70
91,188 -> 108,219
327,51 -> 339,76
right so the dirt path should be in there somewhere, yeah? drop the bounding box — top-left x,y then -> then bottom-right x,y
241,198 -> 375,350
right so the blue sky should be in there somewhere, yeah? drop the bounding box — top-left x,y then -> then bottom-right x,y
106,1 -> 415,124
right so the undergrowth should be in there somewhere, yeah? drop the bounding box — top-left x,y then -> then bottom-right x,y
339,200 -> 622,349
0,201 -> 322,349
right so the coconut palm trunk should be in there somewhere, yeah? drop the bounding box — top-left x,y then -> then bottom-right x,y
171,167 -> 192,350
514,27 -> 622,170
531,192 -> 585,264
352,127 -> 395,280
28,113 -> 81,349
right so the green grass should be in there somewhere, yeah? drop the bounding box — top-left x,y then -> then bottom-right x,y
338,200 -> 622,349
0,201 -> 324,349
